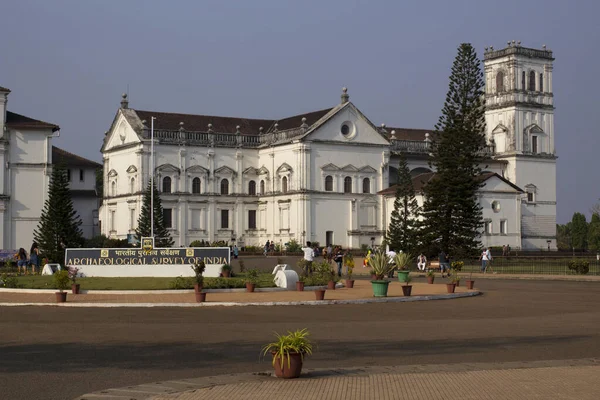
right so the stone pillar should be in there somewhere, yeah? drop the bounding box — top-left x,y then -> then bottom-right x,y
179,198 -> 187,246
207,150 -> 215,193
179,148 -> 187,193
236,151 -> 243,194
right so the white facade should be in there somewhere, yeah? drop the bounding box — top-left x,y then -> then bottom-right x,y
483,43 -> 557,250
0,85 -> 101,250
100,44 -> 558,250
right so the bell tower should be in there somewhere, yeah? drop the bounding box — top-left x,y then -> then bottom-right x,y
484,42 -> 556,250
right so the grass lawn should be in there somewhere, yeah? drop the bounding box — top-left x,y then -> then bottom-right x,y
11,273 -> 276,290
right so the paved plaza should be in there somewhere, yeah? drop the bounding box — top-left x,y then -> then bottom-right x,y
1,278 -> 600,399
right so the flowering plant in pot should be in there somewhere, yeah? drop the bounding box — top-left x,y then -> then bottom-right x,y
446,274 -> 460,293
53,270 -> 70,303
344,253 -> 355,288
401,275 -> 413,296
191,260 -> 206,294
451,269 -> 461,287
369,249 -> 393,297
296,272 -> 306,291
245,268 -> 259,292
261,328 -> 313,379
68,267 -> 80,294
426,269 -> 435,284
394,252 -> 412,282
221,264 -> 232,278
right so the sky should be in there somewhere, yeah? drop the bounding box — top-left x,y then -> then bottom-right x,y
0,0 -> 598,224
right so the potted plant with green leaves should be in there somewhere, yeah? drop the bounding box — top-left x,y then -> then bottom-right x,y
370,249 -> 394,297
191,261 -> 206,302
261,328 -> 313,379
68,267 -> 80,294
452,268 -> 461,287
402,275 -> 413,296
246,268 -> 259,292
394,252 -> 412,282
313,262 -> 330,300
53,269 -> 70,302
446,274 -> 460,293
221,264 -> 232,278
296,271 -> 306,292
345,252 -> 355,288
426,269 -> 435,284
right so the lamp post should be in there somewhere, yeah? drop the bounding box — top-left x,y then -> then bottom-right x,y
150,116 -> 156,239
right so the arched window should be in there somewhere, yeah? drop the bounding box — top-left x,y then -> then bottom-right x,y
130,177 -> 135,193
529,71 -> 536,91
496,71 -> 504,92
220,179 -> 229,195
248,180 -> 256,195
325,175 -> 333,191
362,178 -> 370,194
192,177 -> 201,194
260,180 -> 265,195
521,71 -> 526,90
162,176 -> 172,193
539,73 -> 544,92
111,181 -> 116,196
281,176 -> 288,193
344,177 -> 352,194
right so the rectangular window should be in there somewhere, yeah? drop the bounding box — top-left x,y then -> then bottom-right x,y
527,192 -> 535,202
221,210 -> 229,229
163,208 -> 172,228
110,210 -> 116,231
130,209 -> 135,229
484,221 -> 492,235
80,169 -> 85,182
191,209 -> 201,230
531,136 -> 538,154
66,169 -> 71,182
500,220 -> 507,235
248,210 -> 257,229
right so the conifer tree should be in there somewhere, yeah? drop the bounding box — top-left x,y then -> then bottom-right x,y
421,43 -> 487,259
385,153 -> 420,253
33,164 -> 84,263
135,181 -> 174,248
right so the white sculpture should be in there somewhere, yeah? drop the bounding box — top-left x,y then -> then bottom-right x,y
271,264 -> 288,274
41,263 -> 62,275
272,264 -> 298,290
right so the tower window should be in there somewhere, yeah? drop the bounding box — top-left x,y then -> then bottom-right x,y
531,136 -> 538,154
281,176 -> 288,193
500,220 -> 507,235
260,180 -> 265,195
362,178 -> 370,194
192,177 -> 201,194
130,177 -> 135,193
248,210 -> 257,229
496,71 -> 505,92
521,71 -> 526,90
221,209 -> 229,229
163,208 -> 172,228
529,71 -> 536,91
220,179 -> 229,195
344,177 -> 352,193
325,175 -> 333,192
527,192 -> 535,202
162,176 -> 172,193
539,73 -> 544,92
248,180 -> 256,195
484,221 -> 492,235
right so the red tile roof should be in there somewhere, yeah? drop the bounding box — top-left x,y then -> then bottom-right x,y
5,111 -> 59,131
52,146 -> 102,168
385,127 -> 438,141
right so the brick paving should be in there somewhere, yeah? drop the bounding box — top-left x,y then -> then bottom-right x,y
0,279 -> 472,304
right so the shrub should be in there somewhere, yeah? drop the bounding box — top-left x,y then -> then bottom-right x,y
286,239 -> 302,253
53,270 -> 70,292
568,260 -> 590,275
243,245 -> 261,253
450,261 -> 464,272
0,273 -> 21,288
170,276 -> 194,289
246,268 -> 259,284
360,244 -> 369,252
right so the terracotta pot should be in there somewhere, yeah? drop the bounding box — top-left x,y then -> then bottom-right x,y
195,292 -> 206,303
427,275 -> 435,284
194,283 -> 203,293
272,352 -> 303,379
246,282 -> 256,292
345,279 -> 355,288
55,292 -> 67,303
401,285 -> 412,296
327,280 -> 336,290
71,284 -> 80,294
222,271 -> 231,278
296,281 -> 305,291
314,289 -> 326,300
446,283 -> 456,293
466,280 -> 475,289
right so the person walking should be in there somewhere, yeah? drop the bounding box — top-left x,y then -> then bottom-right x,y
417,253 -> 427,271
439,250 -> 450,277
386,248 -> 397,278
301,241 -> 314,275
233,245 -> 239,259
333,247 -> 344,277
30,242 -> 40,274
264,240 -> 270,256
16,248 -> 28,275
480,247 -> 492,273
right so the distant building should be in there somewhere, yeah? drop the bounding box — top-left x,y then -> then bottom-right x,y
0,85 -> 101,249
99,43 -> 556,251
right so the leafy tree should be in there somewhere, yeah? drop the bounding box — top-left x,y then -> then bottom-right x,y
385,153 -> 420,253
556,223 -> 572,251
587,214 -> 600,251
570,212 -> 588,250
420,43 -> 487,259
33,164 -> 84,263
135,181 -> 174,248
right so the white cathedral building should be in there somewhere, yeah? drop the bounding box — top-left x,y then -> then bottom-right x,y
100,43 -> 557,251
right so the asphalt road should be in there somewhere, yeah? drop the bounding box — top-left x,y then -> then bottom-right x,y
1,279 -> 600,400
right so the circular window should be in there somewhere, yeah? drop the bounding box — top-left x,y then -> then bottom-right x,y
341,124 -> 350,136
491,201 -> 501,213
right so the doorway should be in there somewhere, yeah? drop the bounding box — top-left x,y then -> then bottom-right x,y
326,231 -> 333,247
